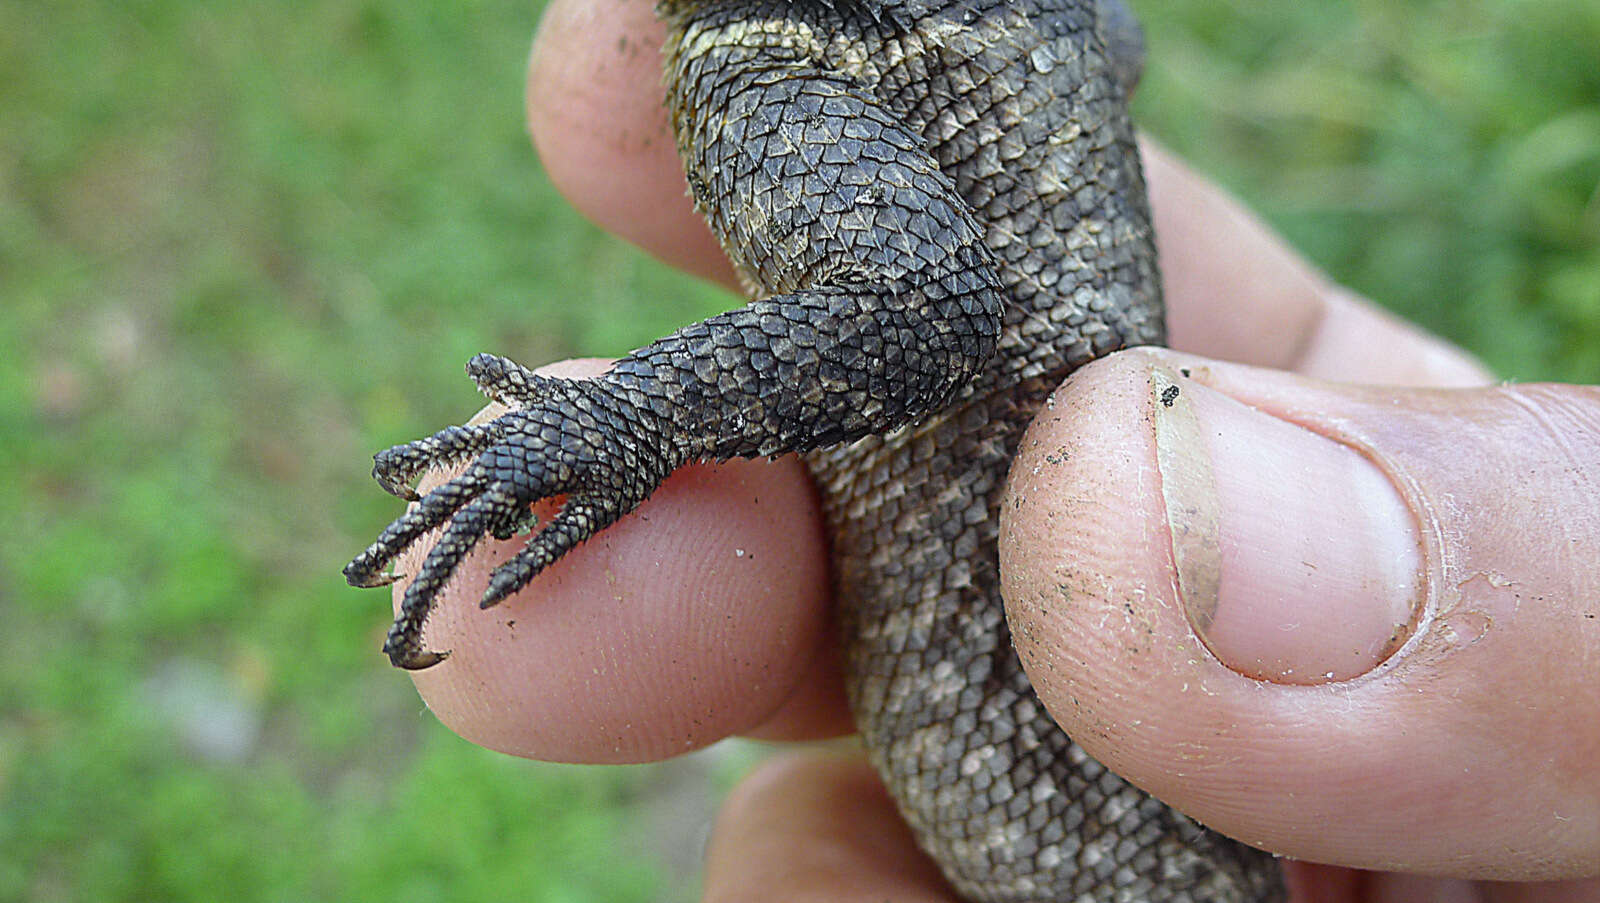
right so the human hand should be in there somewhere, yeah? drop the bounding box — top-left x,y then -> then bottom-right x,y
389,1 -> 1600,899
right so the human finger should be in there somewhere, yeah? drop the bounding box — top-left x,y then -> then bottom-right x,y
526,0 -> 736,288
703,751 -> 958,903
1142,141 -> 1493,388
1001,348 -> 1600,879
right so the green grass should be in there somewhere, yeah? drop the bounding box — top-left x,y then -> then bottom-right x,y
1,1 -> 1594,901
1137,0 -> 1600,379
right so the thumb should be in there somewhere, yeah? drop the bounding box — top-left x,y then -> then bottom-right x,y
999,349 -> 1600,881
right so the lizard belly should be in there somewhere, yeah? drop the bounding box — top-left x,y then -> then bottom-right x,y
808,376 -> 1285,901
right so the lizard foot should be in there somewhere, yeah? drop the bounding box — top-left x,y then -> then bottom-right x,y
344,361 -> 678,670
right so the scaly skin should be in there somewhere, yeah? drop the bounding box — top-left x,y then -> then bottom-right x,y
347,1 -> 1286,899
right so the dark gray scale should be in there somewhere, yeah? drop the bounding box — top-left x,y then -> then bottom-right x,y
348,0 -> 1285,899
660,2 -> 1281,900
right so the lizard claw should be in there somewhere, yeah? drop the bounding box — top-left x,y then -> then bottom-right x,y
347,368 -> 678,669
385,641 -> 449,671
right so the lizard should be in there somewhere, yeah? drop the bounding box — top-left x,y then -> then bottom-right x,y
344,1 -> 1288,900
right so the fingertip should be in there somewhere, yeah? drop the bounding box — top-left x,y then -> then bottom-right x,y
1141,139 -> 1325,371
706,752 -> 956,903
526,0 -> 738,287
1001,350 -> 1600,878
1001,349 -> 1282,830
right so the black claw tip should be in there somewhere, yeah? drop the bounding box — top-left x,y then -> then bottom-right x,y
480,561 -> 535,609
398,649 -> 450,670
344,559 -> 400,588
373,468 -> 422,502
384,643 -> 450,670
479,569 -> 527,609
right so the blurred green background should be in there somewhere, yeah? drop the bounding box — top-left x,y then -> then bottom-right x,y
2,0 -> 1595,900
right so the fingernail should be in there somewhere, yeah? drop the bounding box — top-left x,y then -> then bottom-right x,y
1151,365 -> 1422,683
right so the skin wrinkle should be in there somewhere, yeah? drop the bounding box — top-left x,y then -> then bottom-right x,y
1281,280 -> 1333,378
1502,385 -> 1600,486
